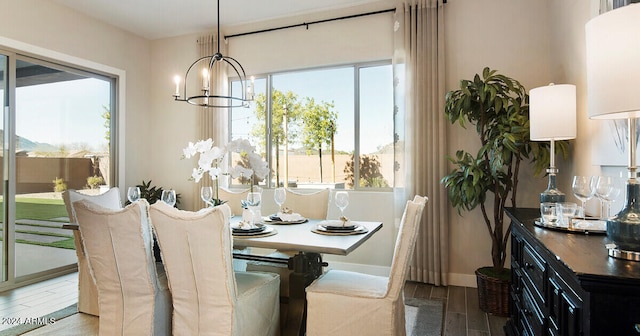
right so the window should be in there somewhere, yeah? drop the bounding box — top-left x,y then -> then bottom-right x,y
230,62 -> 394,190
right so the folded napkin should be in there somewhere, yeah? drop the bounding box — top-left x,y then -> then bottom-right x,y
276,212 -> 305,222
233,221 -> 256,230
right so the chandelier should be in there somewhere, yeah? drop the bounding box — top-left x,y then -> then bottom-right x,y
172,0 -> 254,108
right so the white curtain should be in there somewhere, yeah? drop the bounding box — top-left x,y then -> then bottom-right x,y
393,0 -> 448,285
192,33 -> 229,209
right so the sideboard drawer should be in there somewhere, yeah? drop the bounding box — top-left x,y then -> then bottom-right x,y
522,244 -> 546,306
521,284 -> 545,336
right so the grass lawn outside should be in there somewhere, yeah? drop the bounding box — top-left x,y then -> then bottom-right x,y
0,197 -> 75,249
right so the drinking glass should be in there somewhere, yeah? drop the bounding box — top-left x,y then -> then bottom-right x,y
572,176 -> 595,220
246,192 -> 262,225
335,191 -> 349,222
595,176 -> 621,219
161,189 -> 176,207
127,187 -> 140,203
540,202 -> 558,225
557,202 -> 578,227
274,187 -> 286,211
200,186 -> 213,207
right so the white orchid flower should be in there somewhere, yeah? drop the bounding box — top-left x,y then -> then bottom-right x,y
182,141 -> 197,159
191,167 -> 204,182
208,167 -> 221,180
248,152 -> 269,179
194,138 -> 213,153
227,138 -> 254,154
230,165 -> 254,179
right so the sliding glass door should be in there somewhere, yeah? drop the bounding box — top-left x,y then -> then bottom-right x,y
0,50 -> 116,286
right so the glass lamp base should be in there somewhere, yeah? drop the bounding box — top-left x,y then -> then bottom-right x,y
607,182 -> 640,253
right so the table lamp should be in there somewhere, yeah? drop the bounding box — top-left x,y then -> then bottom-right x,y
530,83 -> 577,204
586,3 -> 640,261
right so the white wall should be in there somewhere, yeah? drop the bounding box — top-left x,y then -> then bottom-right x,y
444,0 -> 556,286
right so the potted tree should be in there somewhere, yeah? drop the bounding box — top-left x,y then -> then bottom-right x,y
441,67 -> 566,316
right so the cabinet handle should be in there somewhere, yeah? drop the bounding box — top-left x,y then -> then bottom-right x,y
524,262 -> 534,270
523,309 -> 532,317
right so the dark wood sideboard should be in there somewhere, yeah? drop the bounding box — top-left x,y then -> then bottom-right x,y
505,208 -> 640,336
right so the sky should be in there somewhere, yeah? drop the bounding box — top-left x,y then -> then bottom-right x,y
15,78 -> 110,151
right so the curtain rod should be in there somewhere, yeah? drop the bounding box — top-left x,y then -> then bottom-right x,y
224,8 -> 396,40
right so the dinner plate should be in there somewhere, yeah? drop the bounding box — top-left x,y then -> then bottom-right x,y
312,225 -> 368,236
232,225 -> 276,237
321,224 -> 357,231
232,223 -> 266,234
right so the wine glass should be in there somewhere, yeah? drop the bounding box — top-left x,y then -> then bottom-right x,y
127,187 -> 140,203
200,186 -> 213,207
161,189 -> 176,207
274,187 -> 286,212
595,176 -> 621,219
572,176 -> 596,220
335,191 -> 349,223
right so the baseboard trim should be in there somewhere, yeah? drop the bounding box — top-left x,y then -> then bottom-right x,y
447,272 -> 478,288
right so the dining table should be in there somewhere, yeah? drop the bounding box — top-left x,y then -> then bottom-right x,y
231,217 -> 383,336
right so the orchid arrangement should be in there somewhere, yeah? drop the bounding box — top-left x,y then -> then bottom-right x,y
183,138 -> 269,198
226,138 -> 269,192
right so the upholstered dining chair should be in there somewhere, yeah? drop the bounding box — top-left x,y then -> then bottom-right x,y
281,188 -> 330,219
218,187 -> 250,216
73,199 -> 171,335
246,188 -> 331,298
217,187 -> 252,271
305,195 -> 428,336
148,202 -> 280,336
62,187 -> 122,317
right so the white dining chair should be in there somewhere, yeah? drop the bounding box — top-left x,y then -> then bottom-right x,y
218,187 -> 250,216
217,187 -> 253,271
148,201 -> 280,336
246,188 -> 330,298
305,195 -> 428,336
62,187 -> 122,316
74,199 -> 171,335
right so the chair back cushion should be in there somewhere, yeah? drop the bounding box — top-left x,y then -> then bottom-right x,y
387,196 -> 428,298
63,187 -> 122,225
284,188 -> 330,219
149,202 -> 236,335
218,188 -> 250,216
74,199 -> 167,335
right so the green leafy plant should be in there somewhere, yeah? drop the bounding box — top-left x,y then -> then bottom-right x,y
441,67 -> 568,275
86,175 -> 104,189
52,177 -> 67,193
125,180 -> 181,207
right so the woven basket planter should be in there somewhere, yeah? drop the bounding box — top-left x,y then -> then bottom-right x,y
475,267 -> 510,317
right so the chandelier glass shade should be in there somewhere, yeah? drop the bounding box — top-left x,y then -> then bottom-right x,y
172,0 -> 253,108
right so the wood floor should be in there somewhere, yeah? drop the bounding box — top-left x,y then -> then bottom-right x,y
0,273 -> 508,336
404,281 -> 508,336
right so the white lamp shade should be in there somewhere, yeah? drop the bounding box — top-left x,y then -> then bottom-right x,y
529,84 -> 577,141
586,3 -> 640,120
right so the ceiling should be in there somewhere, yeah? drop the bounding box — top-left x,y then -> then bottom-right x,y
51,0 -> 392,40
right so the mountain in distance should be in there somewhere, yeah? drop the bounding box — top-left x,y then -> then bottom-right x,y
0,129 -> 58,152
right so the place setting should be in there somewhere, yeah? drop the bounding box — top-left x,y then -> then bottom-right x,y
263,187 -> 308,224
233,191 -> 277,238
312,191 -> 368,236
